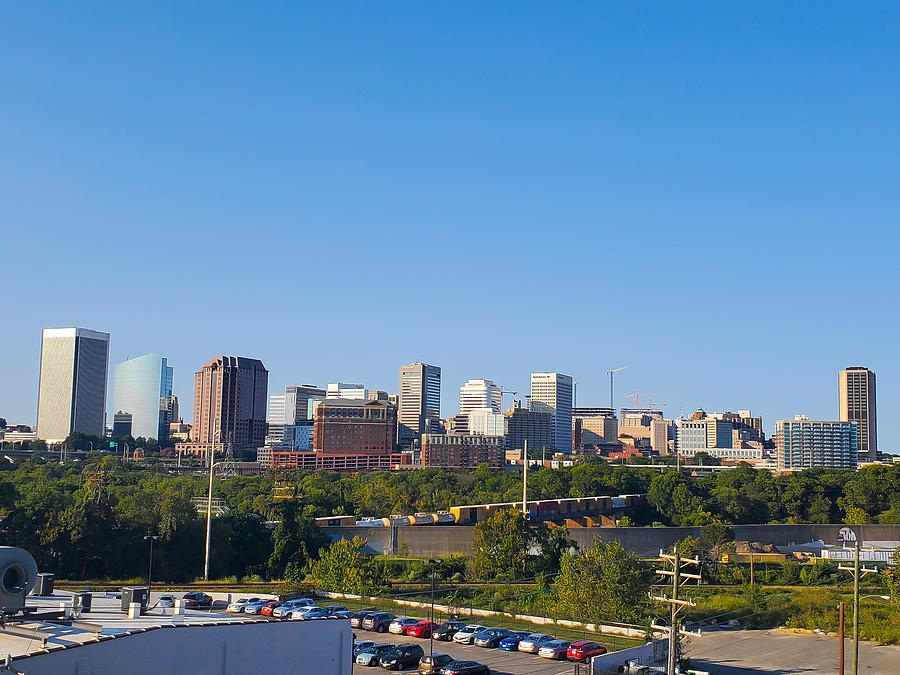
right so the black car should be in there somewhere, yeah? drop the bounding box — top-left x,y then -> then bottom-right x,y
432,620 -> 467,641
182,592 -> 213,609
362,612 -> 396,632
439,661 -> 490,675
378,643 -> 425,670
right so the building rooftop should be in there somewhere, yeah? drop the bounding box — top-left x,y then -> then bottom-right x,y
2,591 -> 277,660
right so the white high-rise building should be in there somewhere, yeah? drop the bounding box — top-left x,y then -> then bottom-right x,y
326,382 -> 368,400
459,379 -> 502,416
37,328 -> 110,442
529,372 -> 573,453
467,408 -> 507,437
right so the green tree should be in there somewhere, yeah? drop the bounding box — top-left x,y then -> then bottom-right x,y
553,538 -> 650,624
470,509 -> 535,581
267,501 -> 329,579
306,536 -> 383,593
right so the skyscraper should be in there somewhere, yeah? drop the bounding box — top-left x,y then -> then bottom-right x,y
36,328 -> 110,442
839,367 -> 877,462
398,362 -> 441,445
776,415 -> 858,469
529,372 -> 573,453
112,352 -> 173,442
459,379 -> 502,416
188,356 -> 268,458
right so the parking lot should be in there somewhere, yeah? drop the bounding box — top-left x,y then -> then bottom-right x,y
355,629 -> 591,675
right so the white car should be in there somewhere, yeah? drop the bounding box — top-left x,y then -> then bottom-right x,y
452,624 -> 488,644
242,599 -> 269,615
289,606 -> 322,620
157,595 -> 175,608
272,600 -> 311,618
226,597 -> 260,613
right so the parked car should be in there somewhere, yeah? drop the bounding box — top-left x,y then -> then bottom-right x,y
473,627 -> 513,648
405,620 -> 439,638
181,592 -> 213,609
351,610 -> 379,628
355,644 -> 395,667
354,640 -> 376,656
567,640 -> 607,662
389,617 -> 421,635
323,604 -> 349,616
538,640 -> 571,660
273,599 -> 315,619
258,600 -> 281,616
226,597 -> 260,613
363,612 -> 396,632
516,633 -> 555,654
296,608 -> 329,620
417,653 -> 454,675
497,630 -> 533,651
432,620 -> 467,642
331,610 -> 353,620
438,660 -> 490,675
157,595 -> 175,608
453,624 -> 488,645
242,599 -> 269,615
378,643 -> 425,670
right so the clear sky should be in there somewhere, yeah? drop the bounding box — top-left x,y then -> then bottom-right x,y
1,3 -> 898,446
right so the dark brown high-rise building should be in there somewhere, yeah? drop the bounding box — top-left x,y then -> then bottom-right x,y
187,356 -> 268,459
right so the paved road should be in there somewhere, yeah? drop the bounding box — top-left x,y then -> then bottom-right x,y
353,629 -> 585,675
685,628 -> 900,675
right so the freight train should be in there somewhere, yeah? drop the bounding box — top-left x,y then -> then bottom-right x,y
315,494 -> 643,528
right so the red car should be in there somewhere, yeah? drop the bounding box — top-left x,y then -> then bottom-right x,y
259,600 -> 281,616
405,620 -> 439,638
567,640 -> 607,662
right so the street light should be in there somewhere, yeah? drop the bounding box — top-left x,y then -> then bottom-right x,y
427,558 -> 440,664
203,427 -> 221,581
144,535 -> 159,608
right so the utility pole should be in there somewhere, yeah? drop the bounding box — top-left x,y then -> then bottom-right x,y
653,546 -> 701,675
838,538 -> 877,675
521,439 -> 528,513
838,601 -> 845,675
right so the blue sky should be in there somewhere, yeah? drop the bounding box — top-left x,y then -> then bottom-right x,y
1,3 -> 898,445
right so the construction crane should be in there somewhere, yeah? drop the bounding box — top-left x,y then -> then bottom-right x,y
499,387 -> 518,411
623,391 -> 669,411
605,366 -> 628,408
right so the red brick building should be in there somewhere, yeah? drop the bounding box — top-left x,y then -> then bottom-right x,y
313,398 -> 396,454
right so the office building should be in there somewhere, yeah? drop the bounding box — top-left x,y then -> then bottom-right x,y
368,390 -> 390,401
775,415 -> 858,470
650,417 -> 671,455
467,408 -> 507,437
313,398 -> 396,455
839,367 -> 877,462
36,327 -> 110,442
398,362 -> 441,445
421,433 -> 504,469
459,379 -> 503,416
112,412 -> 133,437
112,352 -> 174,442
530,372 -> 573,453
326,382 -> 368,400
180,356 -> 268,458
505,403 -> 552,452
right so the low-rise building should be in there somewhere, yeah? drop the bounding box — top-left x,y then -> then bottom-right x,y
421,433 -> 504,469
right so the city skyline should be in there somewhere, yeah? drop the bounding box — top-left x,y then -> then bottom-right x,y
5,326 -> 892,448
2,5 -> 899,446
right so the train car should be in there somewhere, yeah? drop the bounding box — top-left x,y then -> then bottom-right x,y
409,513 -> 437,525
434,510 -> 456,524
356,517 -> 391,527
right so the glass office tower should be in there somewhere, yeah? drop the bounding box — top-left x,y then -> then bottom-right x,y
112,352 -> 173,442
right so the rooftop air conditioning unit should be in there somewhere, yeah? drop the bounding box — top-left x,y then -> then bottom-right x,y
0,546 -> 38,612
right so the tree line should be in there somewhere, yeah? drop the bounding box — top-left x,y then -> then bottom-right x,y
1,453 -> 898,582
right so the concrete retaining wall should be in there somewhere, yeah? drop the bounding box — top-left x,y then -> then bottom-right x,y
324,524 -> 900,557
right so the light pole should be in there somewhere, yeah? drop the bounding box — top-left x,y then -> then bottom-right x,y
144,535 -> 159,606
203,428 -> 221,581
427,558 -> 440,664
